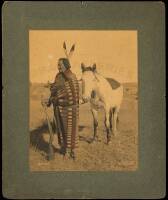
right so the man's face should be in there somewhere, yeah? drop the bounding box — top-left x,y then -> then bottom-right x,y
57,60 -> 62,72
57,60 -> 66,72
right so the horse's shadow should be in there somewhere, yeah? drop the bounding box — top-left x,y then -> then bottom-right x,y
78,125 -> 86,132
78,125 -> 99,144
79,135 -> 93,143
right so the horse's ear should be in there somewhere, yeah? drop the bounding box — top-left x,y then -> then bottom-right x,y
63,41 -> 66,50
81,63 -> 85,72
68,44 -> 75,59
63,41 -> 69,58
92,63 -> 97,72
70,44 -> 75,52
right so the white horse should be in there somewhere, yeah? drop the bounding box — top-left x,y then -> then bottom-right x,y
80,63 -> 123,144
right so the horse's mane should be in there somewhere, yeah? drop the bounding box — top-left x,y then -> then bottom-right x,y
94,72 -> 121,90
94,72 -> 107,83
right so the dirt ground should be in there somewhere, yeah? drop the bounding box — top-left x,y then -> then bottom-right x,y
29,82 -> 138,171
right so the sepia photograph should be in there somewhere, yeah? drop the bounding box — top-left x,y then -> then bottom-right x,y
29,30 -> 138,171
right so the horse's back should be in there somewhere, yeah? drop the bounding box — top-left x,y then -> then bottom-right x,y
105,81 -> 123,108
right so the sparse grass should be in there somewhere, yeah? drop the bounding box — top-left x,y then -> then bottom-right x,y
29,81 -> 138,171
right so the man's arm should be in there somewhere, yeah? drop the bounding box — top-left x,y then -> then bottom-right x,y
46,72 -> 67,107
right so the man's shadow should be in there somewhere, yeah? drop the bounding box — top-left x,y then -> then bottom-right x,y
30,124 -> 92,157
30,122 -> 59,156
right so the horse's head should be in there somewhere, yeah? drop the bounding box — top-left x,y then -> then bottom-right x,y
81,63 -> 98,102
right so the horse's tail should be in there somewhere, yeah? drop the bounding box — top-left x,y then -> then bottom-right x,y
117,116 -> 119,123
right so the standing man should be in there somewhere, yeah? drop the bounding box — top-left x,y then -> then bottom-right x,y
47,55 -> 79,160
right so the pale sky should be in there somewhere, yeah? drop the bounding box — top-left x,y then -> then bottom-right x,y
29,30 -> 137,83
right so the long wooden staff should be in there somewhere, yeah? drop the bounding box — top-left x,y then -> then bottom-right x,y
53,114 -> 57,133
41,98 -> 54,160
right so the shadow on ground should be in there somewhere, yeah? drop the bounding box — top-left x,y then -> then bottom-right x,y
78,125 -> 87,132
30,124 -> 89,156
30,123 -> 59,156
78,125 -> 95,143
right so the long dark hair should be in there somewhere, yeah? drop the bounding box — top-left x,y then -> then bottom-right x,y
59,58 -> 71,69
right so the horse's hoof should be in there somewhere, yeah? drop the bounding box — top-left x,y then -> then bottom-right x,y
94,136 -> 100,142
113,130 -> 118,137
87,138 -> 94,144
88,136 -> 98,143
106,136 -> 111,145
106,140 -> 111,145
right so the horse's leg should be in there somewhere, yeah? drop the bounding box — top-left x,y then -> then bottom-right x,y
105,109 -> 111,144
109,109 -> 112,131
91,107 -> 98,141
113,107 -> 119,136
